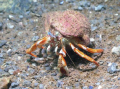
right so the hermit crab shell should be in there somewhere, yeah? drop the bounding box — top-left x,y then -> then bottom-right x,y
43,10 -> 91,37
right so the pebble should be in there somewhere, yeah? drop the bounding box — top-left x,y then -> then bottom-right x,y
39,84 -> 44,89
7,49 -> 12,56
91,26 -> 97,31
7,23 -> 14,29
95,5 -> 106,11
34,82 -> 39,87
89,86 -> 93,89
59,0 -> 64,5
8,69 -> 14,75
107,63 -> 118,74
0,58 -> 4,65
10,82 -> 19,88
111,46 -> 120,56
56,80 -> 64,87
44,63 -> 49,67
0,22 -> 3,30
27,68 -> 35,74
116,35 -> 120,41
0,40 -> 7,47
51,72 -> 57,76
79,1 -> 91,7
65,86 -> 73,89
77,7 -> 83,11
32,36 -> 39,41
82,86 -> 89,89
23,80 -> 31,87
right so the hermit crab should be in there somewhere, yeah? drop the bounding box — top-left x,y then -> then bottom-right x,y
26,10 -> 103,76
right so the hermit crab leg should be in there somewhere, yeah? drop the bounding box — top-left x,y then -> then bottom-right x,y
69,43 -> 99,66
58,47 -> 69,76
77,44 -> 103,53
26,36 -> 50,57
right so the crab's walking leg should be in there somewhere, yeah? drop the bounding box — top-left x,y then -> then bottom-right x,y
26,36 -> 50,57
77,44 -> 103,53
58,47 -> 69,76
69,43 -> 99,66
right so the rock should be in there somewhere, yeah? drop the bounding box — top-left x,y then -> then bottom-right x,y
39,84 -> 44,89
95,5 -> 106,11
79,1 -> 90,7
34,82 -> 39,87
23,80 -> 31,87
0,40 -> 7,47
0,77 -> 11,89
77,7 -> 83,11
56,80 -> 64,87
65,86 -> 73,89
32,36 -> 39,41
44,63 -> 49,67
82,86 -> 89,89
59,0 -> 64,5
51,72 -> 57,76
27,68 -> 35,74
91,26 -> 97,31
7,49 -> 12,57
0,58 -> 4,65
45,66 -> 51,70
10,82 -> 19,88
7,23 -> 14,29
107,63 -> 119,74
89,86 -> 93,89
8,69 -> 14,75
111,46 -> 120,56
90,38 -> 95,42
0,53 -> 3,58
116,35 -> 120,41
0,22 -> 3,30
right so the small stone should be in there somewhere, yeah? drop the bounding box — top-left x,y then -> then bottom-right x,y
111,46 -> 120,56
91,26 -> 97,31
65,86 -> 73,89
23,80 -> 31,87
39,84 -> 44,89
45,67 -> 51,70
0,58 -> 4,65
59,0 -> 64,5
89,86 -> 93,89
56,80 -> 64,87
0,40 -> 7,47
34,82 -> 39,87
95,5 -> 106,11
77,7 -> 83,11
27,68 -> 35,74
11,82 -> 19,88
44,63 -> 49,67
32,36 -> 39,41
0,22 -> 3,30
116,35 -> 120,41
7,49 -> 12,57
51,72 -> 57,76
90,38 -> 95,42
79,1 -> 90,7
19,15 -> 23,19
7,23 -> 14,29
0,53 -> 3,58
82,86 -> 89,89
8,69 -> 14,75
107,63 -> 117,74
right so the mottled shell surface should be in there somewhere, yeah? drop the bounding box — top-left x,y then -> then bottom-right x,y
43,10 -> 91,38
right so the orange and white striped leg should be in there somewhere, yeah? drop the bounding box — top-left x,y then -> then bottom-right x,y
58,47 -> 69,76
26,36 -> 50,57
77,44 -> 103,53
69,43 -> 99,66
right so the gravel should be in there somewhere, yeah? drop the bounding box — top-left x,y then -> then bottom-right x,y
0,0 -> 120,89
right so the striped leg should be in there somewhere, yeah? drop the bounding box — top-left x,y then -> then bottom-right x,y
77,44 -> 103,53
26,36 -> 50,57
69,43 -> 99,66
58,47 -> 69,76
